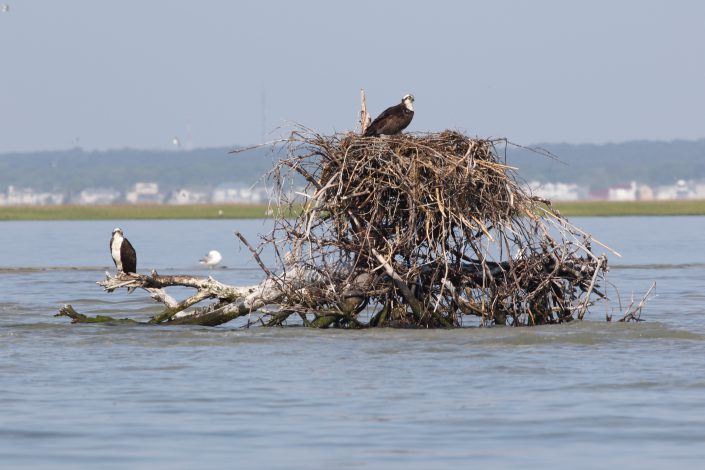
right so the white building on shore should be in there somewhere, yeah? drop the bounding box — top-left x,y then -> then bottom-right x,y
655,180 -> 693,200
527,181 -> 585,201
167,188 -> 210,205
607,181 -> 638,201
1,186 -> 65,205
75,188 -> 120,205
125,182 -> 163,204
211,183 -> 268,204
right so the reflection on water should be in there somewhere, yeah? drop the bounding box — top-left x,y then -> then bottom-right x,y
1,217 -> 705,469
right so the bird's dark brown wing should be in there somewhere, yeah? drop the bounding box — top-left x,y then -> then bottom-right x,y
121,238 -> 137,274
364,103 -> 405,137
380,109 -> 413,135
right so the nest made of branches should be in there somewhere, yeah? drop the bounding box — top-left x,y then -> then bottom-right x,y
262,128 -> 608,328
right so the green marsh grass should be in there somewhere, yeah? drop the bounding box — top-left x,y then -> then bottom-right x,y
1,200 -> 704,220
0,204 -> 284,220
553,200 -> 705,217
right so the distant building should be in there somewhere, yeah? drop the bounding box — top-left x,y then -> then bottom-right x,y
655,184 -> 678,200
637,184 -> 654,201
528,181 -> 585,201
608,181 -> 637,201
212,184 -> 246,203
167,188 -> 210,205
211,183 -> 268,204
5,186 -> 35,205
692,182 -> 705,199
655,180 -> 693,200
75,188 -> 120,205
2,185 -> 65,205
675,179 -> 691,199
588,188 -> 609,201
125,182 -> 164,204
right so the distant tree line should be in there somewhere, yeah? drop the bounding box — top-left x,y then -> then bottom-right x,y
1,139 -> 705,194
0,146 -> 278,194
506,139 -> 705,188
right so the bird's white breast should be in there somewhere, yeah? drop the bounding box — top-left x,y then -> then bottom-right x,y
111,233 -> 124,271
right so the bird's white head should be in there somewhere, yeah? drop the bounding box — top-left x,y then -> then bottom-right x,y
112,227 -> 123,236
402,94 -> 414,112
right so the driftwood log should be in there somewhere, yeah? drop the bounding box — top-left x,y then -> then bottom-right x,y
57,258 -> 371,327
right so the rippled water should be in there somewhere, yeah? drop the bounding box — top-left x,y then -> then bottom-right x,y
1,217 -> 704,469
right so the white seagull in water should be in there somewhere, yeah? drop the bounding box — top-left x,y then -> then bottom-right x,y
199,250 -> 222,269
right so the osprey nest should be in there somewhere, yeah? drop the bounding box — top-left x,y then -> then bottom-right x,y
264,129 -> 610,327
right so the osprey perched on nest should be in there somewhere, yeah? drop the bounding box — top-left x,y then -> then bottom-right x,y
110,227 -> 137,274
363,94 -> 414,137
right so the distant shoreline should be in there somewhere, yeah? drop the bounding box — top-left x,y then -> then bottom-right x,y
1,201 -> 705,220
0,204 -> 276,220
553,200 -> 705,217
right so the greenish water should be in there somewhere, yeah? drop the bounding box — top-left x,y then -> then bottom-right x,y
1,218 -> 704,469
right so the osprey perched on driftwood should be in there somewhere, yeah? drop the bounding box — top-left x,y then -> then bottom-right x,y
363,94 -> 414,137
110,228 -> 137,274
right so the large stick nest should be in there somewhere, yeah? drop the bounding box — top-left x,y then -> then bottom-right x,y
264,129 -> 608,327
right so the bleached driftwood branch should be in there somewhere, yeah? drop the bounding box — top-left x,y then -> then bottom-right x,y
100,271 -> 249,302
57,257 -> 368,327
104,271 -> 281,325
56,269 -> 278,326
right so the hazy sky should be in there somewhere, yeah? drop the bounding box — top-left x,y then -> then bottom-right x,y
1,0 -> 704,151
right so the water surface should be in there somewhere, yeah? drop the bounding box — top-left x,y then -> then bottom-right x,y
1,217 -> 704,469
